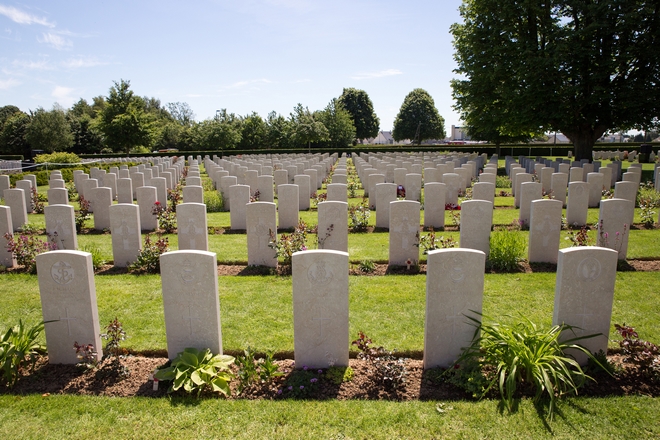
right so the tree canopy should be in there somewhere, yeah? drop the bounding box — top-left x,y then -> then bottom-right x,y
26,106 -> 74,154
451,0 -> 660,161
316,99 -> 356,148
289,104 -> 329,151
338,88 -> 379,142
392,89 -> 445,144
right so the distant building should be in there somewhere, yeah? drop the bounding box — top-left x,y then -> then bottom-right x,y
372,131 -> 395,144
451,125 -> 470,141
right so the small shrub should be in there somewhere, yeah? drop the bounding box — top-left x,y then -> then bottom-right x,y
167,184 -> 183,211
614,323 -> 660,376
4,232 -> 56,273
128,234 -> 169,274
31,187 -> 46,214
496,175 -> 512,188
639,202 -> 657,228
348,199 -> 370,232
566,225 -> 593,246
455,314 -> 602,419
100,317 -> 129,377
347,179 -> 359,198
268,220 -> 308,266
487,231 -> 525,272
234,347 -> 283,395
80,245 -> 107,271
0,320 -> 46,388
351,331 -> 408,391
311,191 -> 327,208
73,342 -> 98,370
66,181 -> 78,202
154,347 -> 234,397
358,259 -> 376,274
75,196 -> 91,232
34,152 -> 81,165
249,190 -> 261,203
416,228 -> 456,254
442,357 -> 489,398
152,201 -> 177,233
325,366 -> 354,385
204,191 -> 223,213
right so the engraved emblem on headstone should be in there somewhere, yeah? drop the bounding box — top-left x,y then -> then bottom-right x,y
180,259 -> 195,283
307,261 -> 333,285
51,261 -> 74,285
578,257 -> 601,281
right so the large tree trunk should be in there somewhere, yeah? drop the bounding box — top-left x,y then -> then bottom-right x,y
561,124 -> 608,162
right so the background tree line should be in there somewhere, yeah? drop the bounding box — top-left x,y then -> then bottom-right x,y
0,82 -> 398,157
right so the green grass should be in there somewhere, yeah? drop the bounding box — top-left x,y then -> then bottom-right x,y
0,395 -> 658,439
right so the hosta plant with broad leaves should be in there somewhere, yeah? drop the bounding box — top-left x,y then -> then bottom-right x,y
154,347 -> 234,397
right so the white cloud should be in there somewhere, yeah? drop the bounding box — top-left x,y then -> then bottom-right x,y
61,57 -> 106,69
226,78 -> 272,89
0,5 -> 55,27
38,32 -> 72,50
51,85 -> 75,106
0,77 -> 20,90
351,69 -> 403,80
12,59 -> 52,70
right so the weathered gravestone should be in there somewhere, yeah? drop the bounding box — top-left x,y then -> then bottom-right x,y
36,251 -> 103,364
257,175 -> 274,203
182,185 -> 204,204
317,201 -> 348,253
528,199 -> 563,264
247,202 -> 277,267
292,250 -> 349,368
460,200 -> 493,256
587,173 -> 604,208
110,204 -> 142,267
89,186 -> 112,231
552,246 -> 618,365
160,250 -> 223,359
47,188 -> 69,205
598,198 -> 634,260
424,248 -> 485,369
117,178 -> 133,204
136,186 -> 158,231
177,203 -> 209,251
45,205 -> 77,250
422,182 -> 446,230
519,181 -> 542,227
229,185 -> 250,231
15,180 -> 33,213
0,206 -> 16,267
566,182 -> 589,227
389,200 -> 420,266
375,183 -> 397,229
3,189 -> 27,231
472,182 -> 495,204
551,173 -> 568,207
326,183 -> 347,203
294,175 -> 311,210
277,184 -> 299,230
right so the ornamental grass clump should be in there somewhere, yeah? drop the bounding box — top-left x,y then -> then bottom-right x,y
455,314 -> 602,419
487,230 -> 525,272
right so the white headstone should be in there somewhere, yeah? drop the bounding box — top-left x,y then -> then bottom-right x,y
137,186 -> 158,231
3,189 -> 27,231
598,198 -> 634,260
294,175 -> 311,210
117,178 -> 133,204
292,250 -> 349,368
277,184 -> 299,230
177,203 -> 209,251
317,201 -> 348,252
423,182 -> 446,230
110,204 -> 141,267
424,248 -> 485,369
0,206 -> 16,267
15,180 -> 33,213
460,200 -> 493,256
89,186 -> 112,231
45,205 -> 77,251
528,199 -> 563,263
566,182 -> 589,227
36,251 -> 102,365
182,185 -> 204,204
551,172 -> 568,207
247,202 -> 277,267
229,185 -> 250,230
552,246 -> 618,365
389,200 -> 420,266
586,173 -> 604,208
160,250 -> 223,359
326,183 -> 348,203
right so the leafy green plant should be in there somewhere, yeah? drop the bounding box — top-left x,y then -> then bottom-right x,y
204,190 -> 224,213
358,259 -> 376,274
496,175 -> 512,188
455,314 -> 602,419
0,320 -> 47,388
416,228 -> 456,254
348,198 -> 370,232
31,187 -> 46,214
234,346 -> 284,395
441,357 -> 489,398
639,202 -> 657,228
154,347 -> 234,397
487,231 -> 525,272
80,245 -> 107,271
34,152 -> 81,165
268,220 -> 308,266
128,234 -> 169,274
75,196 -> 91,232
167,183 -> 183,211
100,317 -> 128,377
152,201 -> 177,233
325,366 -> 354,385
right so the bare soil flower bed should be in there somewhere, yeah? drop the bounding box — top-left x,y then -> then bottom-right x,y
3,352 -> 658,401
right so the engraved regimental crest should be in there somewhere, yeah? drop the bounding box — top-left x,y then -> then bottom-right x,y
51,261 -> 74,285
578,257 -> 602,281
180,259 -> 195,283
307,261 -> 333,285
444,255 -> 466,283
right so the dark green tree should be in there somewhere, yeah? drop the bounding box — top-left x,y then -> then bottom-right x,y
26,106 -> 74,153
265,111 -> 292,149
0,110 -> 31,156
451,0 -> 660,161
239,112 -> 268,150
166,102 -> 196,127
289,104 -> 329,152
392,89 -> 445,144
316,98 -> 356,148
338,88 -> 379,142
192,117 -> 241,151
98,80 -> 155,154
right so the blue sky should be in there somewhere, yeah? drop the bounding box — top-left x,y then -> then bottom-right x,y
1,0 -> 465,132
